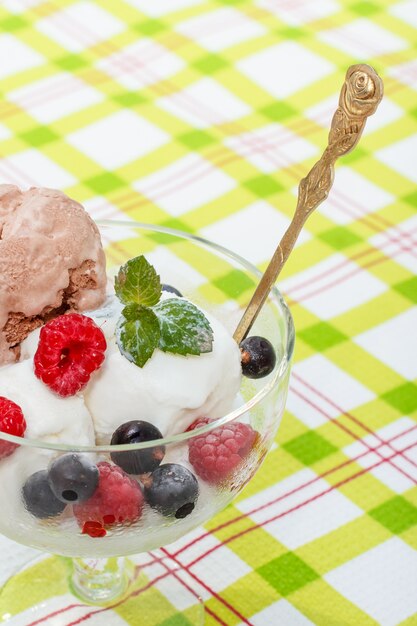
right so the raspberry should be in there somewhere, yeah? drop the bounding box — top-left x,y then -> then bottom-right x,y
0,397 -> 26,459
34,313 -> 107,397
81,521 -> 107,538
74,462 -> 143,536
187,418 -> 258,484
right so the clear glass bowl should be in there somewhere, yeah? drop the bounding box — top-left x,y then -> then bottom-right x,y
0,221 -> 294,623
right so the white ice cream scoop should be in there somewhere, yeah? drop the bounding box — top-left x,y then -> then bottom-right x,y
0,359 -> 95,446
84,304 -> 242,443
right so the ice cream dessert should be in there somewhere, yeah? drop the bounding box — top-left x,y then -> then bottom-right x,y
15,263 -> 243,443
0,185 -> 106,365
0,186 -> 276,555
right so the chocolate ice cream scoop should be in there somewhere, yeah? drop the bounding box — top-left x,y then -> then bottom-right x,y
0,185 -> 106,364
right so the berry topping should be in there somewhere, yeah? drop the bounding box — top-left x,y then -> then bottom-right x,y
73,462 -> 143,531
34,313 -> 107,397
82,521 -> 107,538
22,470 -> 67,519
239,336 -> 276,379
187,418 -> 258,484
111,421 -> 165,475
162,284 -> 183,297
48,454 -> 99,503
143,463 -> 199,519
0,397 -> 26,459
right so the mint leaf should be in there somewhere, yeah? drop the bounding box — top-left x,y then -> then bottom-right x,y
154,299 -> 213,356
115,256 -> 161,307
116,304 -> 160,367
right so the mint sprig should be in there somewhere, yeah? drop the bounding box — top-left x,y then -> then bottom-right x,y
115,255 -> 161,307
114,256 -> 213,367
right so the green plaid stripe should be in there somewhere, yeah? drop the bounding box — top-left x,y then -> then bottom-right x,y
0,0 -> 416,624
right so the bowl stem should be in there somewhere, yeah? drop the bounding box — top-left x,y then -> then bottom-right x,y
70,557 -> 129,604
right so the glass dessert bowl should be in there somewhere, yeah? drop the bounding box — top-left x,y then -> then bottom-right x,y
0,220 -> 294,625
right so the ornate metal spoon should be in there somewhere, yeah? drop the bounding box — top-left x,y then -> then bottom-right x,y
233,63 -> 384,344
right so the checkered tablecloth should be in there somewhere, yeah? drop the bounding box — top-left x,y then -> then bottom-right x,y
0,0 -> 416,624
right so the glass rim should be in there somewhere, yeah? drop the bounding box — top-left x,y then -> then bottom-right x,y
0,219 -> 295,453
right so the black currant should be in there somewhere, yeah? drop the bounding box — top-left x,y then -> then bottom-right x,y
48,454 -> 99,503
111,420 -> 165,475
162,284 -> 183,297
143,464 -> 199,518
22,470 -> 67,519
240,336 -> 276,379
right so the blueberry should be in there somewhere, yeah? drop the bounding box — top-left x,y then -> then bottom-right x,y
111,421 -> 165,475
162,284 -> 183,297
48,454 -> 99,503
22,470 -> 67,519
143,463 -> 199,518
240,336 -> 276,379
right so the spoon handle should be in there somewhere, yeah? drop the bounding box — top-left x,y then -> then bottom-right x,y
233,64 -> 383,344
